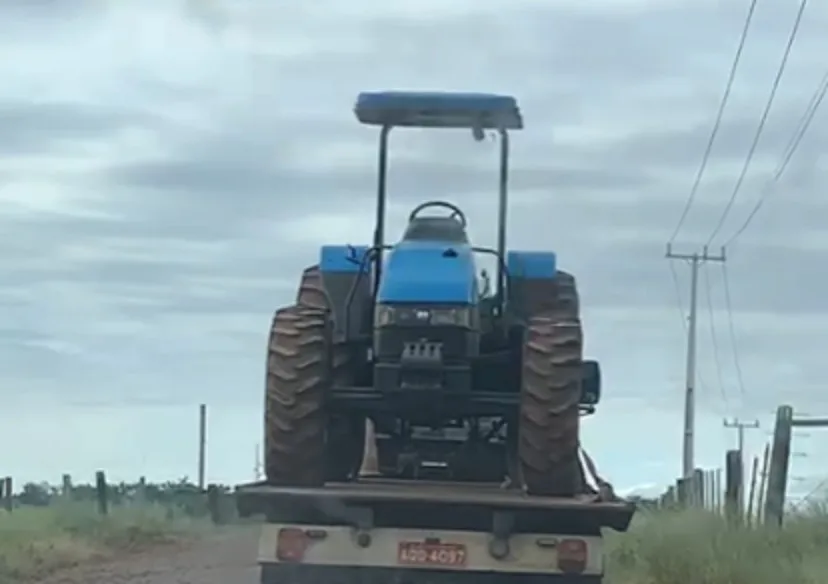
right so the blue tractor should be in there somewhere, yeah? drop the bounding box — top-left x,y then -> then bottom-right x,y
264,91 -> 601,496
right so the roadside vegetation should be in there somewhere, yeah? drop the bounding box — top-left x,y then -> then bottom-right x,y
0,479 -> 231,581
4,478 -> 825,584
606,503 -> 828,584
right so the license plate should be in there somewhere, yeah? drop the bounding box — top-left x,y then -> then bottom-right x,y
398,541 -> 468,567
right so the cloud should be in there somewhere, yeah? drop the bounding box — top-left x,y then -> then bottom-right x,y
1,0 -> 827,491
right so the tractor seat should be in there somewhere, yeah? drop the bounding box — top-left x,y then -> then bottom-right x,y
402,216 -> 469,244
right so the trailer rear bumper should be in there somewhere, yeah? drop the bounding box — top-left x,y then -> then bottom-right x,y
236,479 -> 635,534
257,522 -> 605,584
260,563 -> 602,584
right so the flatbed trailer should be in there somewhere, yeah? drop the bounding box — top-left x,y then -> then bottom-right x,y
236,478 -> 635,584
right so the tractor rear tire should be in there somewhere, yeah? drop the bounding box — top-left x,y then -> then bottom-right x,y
518,312 -> 584,496
264,305 -> 329,486
554,270 -> 580,319
297,265 -> 329,311
263,265 -> 365,486
295,264 -> 366,481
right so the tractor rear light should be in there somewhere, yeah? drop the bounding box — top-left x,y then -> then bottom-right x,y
556,538 -> 587,574
276,528 -> 309,562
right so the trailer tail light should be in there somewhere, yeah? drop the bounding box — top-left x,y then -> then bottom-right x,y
556,538 -> 587,574
276,528 -> 309,562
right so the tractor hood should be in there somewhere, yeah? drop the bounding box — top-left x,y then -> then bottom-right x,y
377,241 -> 477,304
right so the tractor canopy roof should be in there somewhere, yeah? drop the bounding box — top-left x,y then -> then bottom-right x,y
355,91 -> 523,130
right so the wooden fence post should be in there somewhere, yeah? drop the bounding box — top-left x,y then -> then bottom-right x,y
137,476 -> 147,502
692,468 -> 705,507
2,477 -> 12,512
756,443 -> 770,523
746,454 -> 759,526
725,449 -> 742,522
764,405 -> 793,527
663,485 -> 676,508
676,477 -> 690,507
95,471 -> 108,515
713,468 -> 724,514
703,470 -> 713,510
207,484 -> 221,524
61,474 -> 73,499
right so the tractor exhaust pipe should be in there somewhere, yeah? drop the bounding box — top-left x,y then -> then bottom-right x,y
358,419 -> 381,477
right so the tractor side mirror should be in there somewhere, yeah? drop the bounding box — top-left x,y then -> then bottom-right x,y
581,360 -> 601,406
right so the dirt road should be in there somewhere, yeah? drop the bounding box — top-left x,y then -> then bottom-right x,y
34,528 -> 260,584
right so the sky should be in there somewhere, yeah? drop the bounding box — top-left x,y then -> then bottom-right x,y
1,0 -> 827,500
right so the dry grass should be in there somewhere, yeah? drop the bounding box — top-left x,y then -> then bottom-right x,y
606,503 -> 828,584
0,501 -> 212,581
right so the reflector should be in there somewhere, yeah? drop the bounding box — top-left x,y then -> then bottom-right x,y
276,527 -> 309,562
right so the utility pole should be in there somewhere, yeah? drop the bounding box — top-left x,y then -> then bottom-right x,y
198,403 -> 207,491
666,244 -> 726,478
724,417 -> 760,458
723,417 -> 759,509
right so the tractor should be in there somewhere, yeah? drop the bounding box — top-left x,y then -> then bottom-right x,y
264,91 -> 602,496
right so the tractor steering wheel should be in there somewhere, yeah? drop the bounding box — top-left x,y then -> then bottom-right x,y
408,200 -> 468,228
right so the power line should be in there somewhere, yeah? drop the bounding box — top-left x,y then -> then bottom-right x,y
720,262 -> 747,395
703,264 -> 729,404
705,0 -> 809,247
722,67 -> 828,248
667,0 -> 758,244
